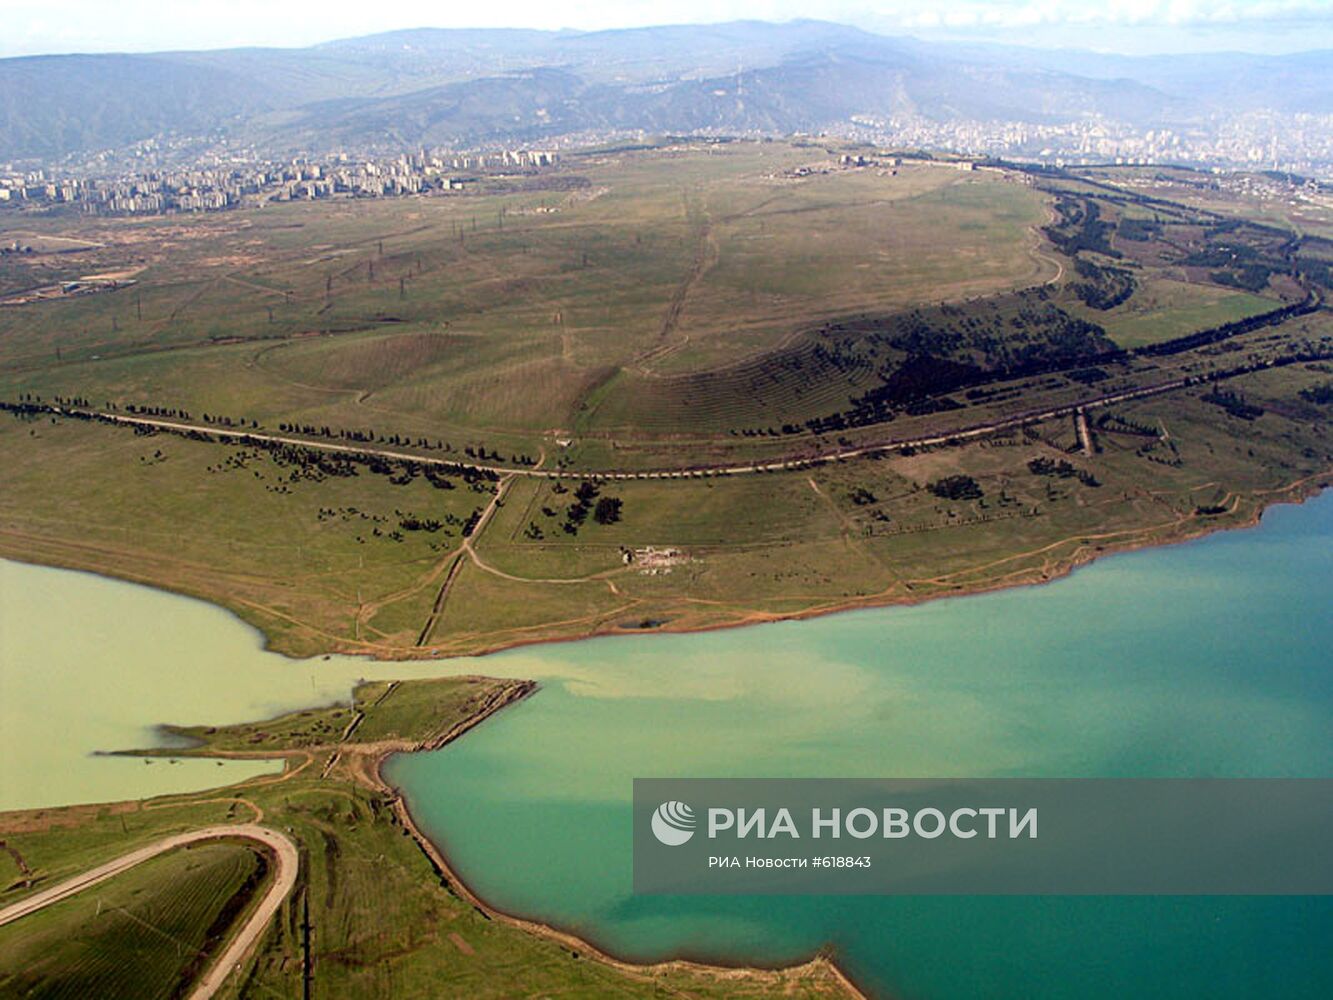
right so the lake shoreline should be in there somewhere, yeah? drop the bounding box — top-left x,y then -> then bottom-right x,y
373,477 -> 1333,1000
6,467 -> 1326,665
371,689 -> 872,1000
0,676 -> 866,997
2,474 -> 1328,998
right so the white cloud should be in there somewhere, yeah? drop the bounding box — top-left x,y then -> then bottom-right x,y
883,0 -> 1332,31
0,0 -> 1328,57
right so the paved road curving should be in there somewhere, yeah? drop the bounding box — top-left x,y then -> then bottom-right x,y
0,824 -> 298,1000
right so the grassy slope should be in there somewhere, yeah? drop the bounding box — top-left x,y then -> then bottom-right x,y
1,157 -> 1331,998
1072,276 -> 1280,349
0,842 -> 268,1000
2,322 -> 1331,658
0,147 -> 1050,455
0,150 -> 1331,659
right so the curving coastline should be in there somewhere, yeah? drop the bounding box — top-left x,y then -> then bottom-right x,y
7,466 -> 1324,670
367,682 -> 871,1000
3,477 -> 1328,997
354,467 -> 1333,663
358,475 -> 1331,1000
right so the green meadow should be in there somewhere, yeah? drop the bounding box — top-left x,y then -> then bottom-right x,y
0,142 -> 1330,657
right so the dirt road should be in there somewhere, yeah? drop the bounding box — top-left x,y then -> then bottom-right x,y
0,824 -> 298,1000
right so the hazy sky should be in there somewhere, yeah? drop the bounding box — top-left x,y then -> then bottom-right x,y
3,0 -> 1331,57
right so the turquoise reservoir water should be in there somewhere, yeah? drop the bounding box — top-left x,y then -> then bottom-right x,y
386,493 -> 1333,1000
1,496 -> 1329,997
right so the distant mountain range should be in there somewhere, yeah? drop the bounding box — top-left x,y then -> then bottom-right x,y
1,20 -> 1329,160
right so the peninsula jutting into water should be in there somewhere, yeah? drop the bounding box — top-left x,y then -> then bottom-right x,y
3,491 -> 1331,997
3,10 -> 1333,996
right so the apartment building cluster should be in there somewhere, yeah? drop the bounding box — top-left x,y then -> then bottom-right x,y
838,111 -> 1333,179
0,147 -> 560,217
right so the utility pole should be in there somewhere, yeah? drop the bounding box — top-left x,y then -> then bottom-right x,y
302,890 -> 313,1000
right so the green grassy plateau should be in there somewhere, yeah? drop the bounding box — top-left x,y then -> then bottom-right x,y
0,141 -> 1331,663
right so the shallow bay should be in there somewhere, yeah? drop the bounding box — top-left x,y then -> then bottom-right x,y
1,493 -> 1329,998
388,493 -> 1333,999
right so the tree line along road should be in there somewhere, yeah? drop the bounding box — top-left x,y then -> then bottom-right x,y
32,350 -> 1318,482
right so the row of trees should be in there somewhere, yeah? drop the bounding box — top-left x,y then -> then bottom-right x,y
1028,457 -> 1101,487
524,480 -> 624,538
